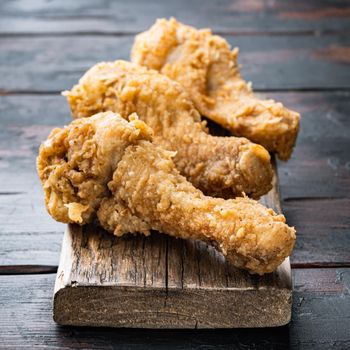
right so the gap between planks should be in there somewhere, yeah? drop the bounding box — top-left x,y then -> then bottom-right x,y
2,262 -> 350,275
0,29 -> 348,38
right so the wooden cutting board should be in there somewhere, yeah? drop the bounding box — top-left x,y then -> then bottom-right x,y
53,162 -> 292,328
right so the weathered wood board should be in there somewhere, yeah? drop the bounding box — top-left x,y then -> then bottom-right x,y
1,0 -> 349,35
2,269 -> 350,349
53,163 -> 292,328
2,35 -> 350,93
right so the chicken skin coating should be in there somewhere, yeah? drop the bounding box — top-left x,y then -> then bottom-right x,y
63,60 -> 273,199
131,18 -> 300,160
37,112 -> 295,275
37,112 -> 152,224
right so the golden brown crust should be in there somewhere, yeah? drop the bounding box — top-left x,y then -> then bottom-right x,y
37,112 -> 295,274
131,18 -> 300,160
63,60 -> 273,199
37,112 -> 153,223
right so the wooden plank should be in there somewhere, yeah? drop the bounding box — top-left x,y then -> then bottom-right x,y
0,0 -> 350,35
0,230 -> 61,266
269,91 -> 350,265
56,230 -> 290,327
0,269 -> 349,349
0,94 -> 68,267
274,91 -> 350,199
1,92 -> 350,267
53,167 -> 292,329
1,34 -> 350,93
284,198 -> 350,265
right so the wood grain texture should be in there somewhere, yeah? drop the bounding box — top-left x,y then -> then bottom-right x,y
1,34 -> 350,93
52,167 -> 292,329
1,270 -> 349,349
1,92 -> 350,268
0,0 -> 349,35
273,91 -> 350,199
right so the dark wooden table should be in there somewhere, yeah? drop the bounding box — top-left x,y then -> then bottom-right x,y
1,1 -> 350,349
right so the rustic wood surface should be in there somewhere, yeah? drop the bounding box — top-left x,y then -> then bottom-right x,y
1,270 -> 349,349
1,0 -> 350,347
1,35 -> 350,92
1,0 -> 349,35
53,167 -> 292,328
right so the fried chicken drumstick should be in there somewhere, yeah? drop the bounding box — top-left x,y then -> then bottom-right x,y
37,112 -> 153,224
131,18 -> 300,160
64,60 -> 273,199
37,112 -> 295,275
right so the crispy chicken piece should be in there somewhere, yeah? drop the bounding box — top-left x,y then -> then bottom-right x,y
63,60 -> 273,199
37,112 -> 295,275
37,112 -> 152,224
131,18 -> 300,160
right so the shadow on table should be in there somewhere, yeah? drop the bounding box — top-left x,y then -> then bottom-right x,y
54,325 -> 290,349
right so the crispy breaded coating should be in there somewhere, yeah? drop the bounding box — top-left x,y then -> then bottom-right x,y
37,112 -> 152,223
63,60 -> 273,199
37,112 -> 295,274
131,18 -> 300,160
